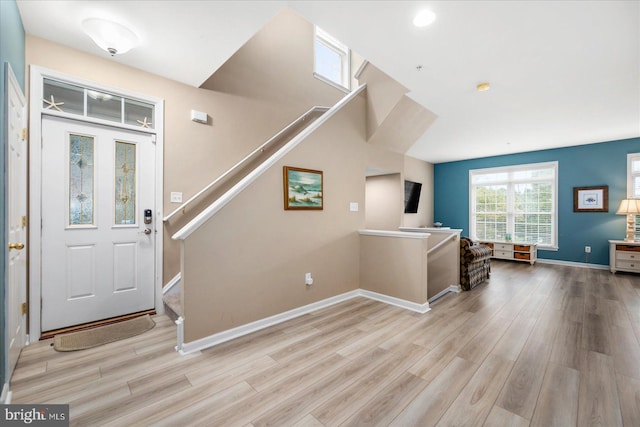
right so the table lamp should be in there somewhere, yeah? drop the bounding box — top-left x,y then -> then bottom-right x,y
616,199 -> 640,242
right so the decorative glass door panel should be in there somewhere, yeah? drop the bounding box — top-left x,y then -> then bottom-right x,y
69,134 -> 95,226
115,141 -> 136,225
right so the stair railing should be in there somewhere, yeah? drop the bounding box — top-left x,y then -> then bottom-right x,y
427,233 -> 458,255
172,83 -> 367,240
163,105 -> 329,222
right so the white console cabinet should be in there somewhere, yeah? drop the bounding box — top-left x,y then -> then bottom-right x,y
479,241 -> 537,265
609,240 -> 640,273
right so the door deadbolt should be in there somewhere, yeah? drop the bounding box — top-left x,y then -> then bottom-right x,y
144,209 -> 153,224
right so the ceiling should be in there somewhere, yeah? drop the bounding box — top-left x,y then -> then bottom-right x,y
16,1 -> 640,163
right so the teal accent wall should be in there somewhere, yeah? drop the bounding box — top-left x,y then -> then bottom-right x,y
434,137 -> 640,267
0,0 -> 25,392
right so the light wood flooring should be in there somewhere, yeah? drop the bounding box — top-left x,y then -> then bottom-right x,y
10,261 -> 640,426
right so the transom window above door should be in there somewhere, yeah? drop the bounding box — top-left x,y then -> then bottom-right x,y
43,78 -> 154,129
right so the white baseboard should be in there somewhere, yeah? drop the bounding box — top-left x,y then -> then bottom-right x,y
179,290 -> 361,355
428,285 -> 461,303
536,258 -> 609,270
178,288 -> 433,355
1,383 -> 11,404
163,272 -> 182,295
359,289 -> 431,314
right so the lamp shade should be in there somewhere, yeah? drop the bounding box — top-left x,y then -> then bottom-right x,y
82,18 -> 138,56
616,199 -> 640,215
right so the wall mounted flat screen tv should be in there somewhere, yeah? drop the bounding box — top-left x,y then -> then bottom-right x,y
404,180 -> 422,214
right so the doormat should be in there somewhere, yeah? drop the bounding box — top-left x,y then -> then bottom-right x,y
53,314 -> 155,352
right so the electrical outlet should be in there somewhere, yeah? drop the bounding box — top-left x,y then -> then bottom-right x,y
585,246 -> 591,253
305,272 -> 313,286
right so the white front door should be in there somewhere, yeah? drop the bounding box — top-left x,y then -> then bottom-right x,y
41,116 -> 156,332
6,64 -> 27,379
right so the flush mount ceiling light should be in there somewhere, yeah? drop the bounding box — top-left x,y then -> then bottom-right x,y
413,10 -> 436,27
82,18 -> 139,56
476,82 -> 491,92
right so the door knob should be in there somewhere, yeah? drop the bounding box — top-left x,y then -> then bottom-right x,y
9,242 -> 25,250
140,228 -> 152,235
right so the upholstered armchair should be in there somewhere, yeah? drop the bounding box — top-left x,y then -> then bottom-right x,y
460,237 -> 492,291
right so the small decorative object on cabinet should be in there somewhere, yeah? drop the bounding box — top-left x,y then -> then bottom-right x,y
609,240 -> 640,273
478,240 -> 537,265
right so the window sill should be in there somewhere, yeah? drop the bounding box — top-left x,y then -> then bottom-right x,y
313,73 -> 350,94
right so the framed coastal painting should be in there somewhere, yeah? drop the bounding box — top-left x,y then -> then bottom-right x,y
573,185 -> 608,212
283,166 -> 323,210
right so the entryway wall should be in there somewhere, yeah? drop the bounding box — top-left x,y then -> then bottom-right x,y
24,8 -> 347,283
365,174 -> 403,230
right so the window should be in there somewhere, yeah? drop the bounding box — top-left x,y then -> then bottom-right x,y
470,162 -> 558,248
314,27 -> 350,91
626,153 -> 640,237
627,153 -> 640,198
43,78 -> 154,129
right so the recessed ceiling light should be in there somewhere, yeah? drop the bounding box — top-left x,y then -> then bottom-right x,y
476,82 -> 491,92
413,10 -> 436,28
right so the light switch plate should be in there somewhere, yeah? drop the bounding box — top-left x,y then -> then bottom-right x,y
170,192 -> 183,203
349,202 -> 359,212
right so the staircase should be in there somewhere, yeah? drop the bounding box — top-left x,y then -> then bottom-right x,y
162,86 -> 366,335
163,106 -> 330,227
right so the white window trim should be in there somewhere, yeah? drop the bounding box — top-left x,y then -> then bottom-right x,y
469,161 -> 559,250
626,153 -> 640,238
627,153 -> 640,197
313,26 -> 351,92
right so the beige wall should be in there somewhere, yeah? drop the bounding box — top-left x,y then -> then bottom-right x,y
183,95 -> 366,341
363,151 -> 434,231
25,7 -> 346,282
365,174 -> 402,230
201,8 -> 342,112
424,232 -> 460,299
356,63 -> 407,140
359,233 -> 428,304
403,156 -> 434,228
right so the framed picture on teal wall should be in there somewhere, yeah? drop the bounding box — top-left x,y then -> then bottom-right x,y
283,166 -> 323,210
573,186 -> 608,212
